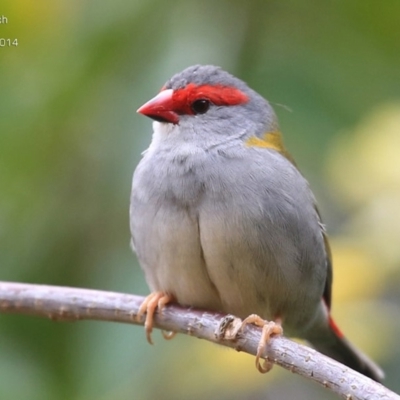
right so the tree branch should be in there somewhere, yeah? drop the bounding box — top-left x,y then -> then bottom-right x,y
0,281 -> 397,400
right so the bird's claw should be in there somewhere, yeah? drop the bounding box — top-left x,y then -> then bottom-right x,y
241,314 -> 283,373
136,292 -> 174,344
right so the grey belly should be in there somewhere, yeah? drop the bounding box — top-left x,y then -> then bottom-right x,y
130,150 -> 326,334
131,202 -> 224,312
131,199 -> 299,324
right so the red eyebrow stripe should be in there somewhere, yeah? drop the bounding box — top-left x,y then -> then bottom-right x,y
170,83 -> 248,115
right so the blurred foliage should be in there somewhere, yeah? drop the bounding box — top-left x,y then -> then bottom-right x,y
0,0 -> 399,399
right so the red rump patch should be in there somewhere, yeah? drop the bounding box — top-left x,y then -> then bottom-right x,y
328,315 -> 345,339
322,297 -> 345,339
169,83 -> 248,115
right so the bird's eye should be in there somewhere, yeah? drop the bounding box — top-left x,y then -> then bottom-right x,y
191,99 -> 211,115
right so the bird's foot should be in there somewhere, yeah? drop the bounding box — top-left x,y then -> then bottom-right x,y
136,291 -> 175,344
241,314 -> 283,373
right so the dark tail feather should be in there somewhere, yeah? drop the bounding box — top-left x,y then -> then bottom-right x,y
309,321 -> 384,382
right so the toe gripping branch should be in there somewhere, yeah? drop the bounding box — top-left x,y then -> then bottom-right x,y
136,292 -> 176,344
138,296 -> 282,374
218,314 -> 283,373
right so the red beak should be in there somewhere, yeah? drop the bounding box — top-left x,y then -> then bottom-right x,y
137,89 -> 179,124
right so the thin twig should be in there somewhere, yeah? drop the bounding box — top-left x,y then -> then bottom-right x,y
0,281 -> 397,400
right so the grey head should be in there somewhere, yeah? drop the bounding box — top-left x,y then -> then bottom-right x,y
137,65 -> 279,145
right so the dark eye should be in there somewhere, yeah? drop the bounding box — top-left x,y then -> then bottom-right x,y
191,99 -> 210,115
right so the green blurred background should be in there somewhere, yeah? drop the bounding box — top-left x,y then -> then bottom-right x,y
1,1 -> 400,399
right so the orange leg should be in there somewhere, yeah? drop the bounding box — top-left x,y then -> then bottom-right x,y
241,314 -> 283,373
136,292 -> 174,344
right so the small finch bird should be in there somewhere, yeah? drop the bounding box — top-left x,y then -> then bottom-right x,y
130,65 -> 384,381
